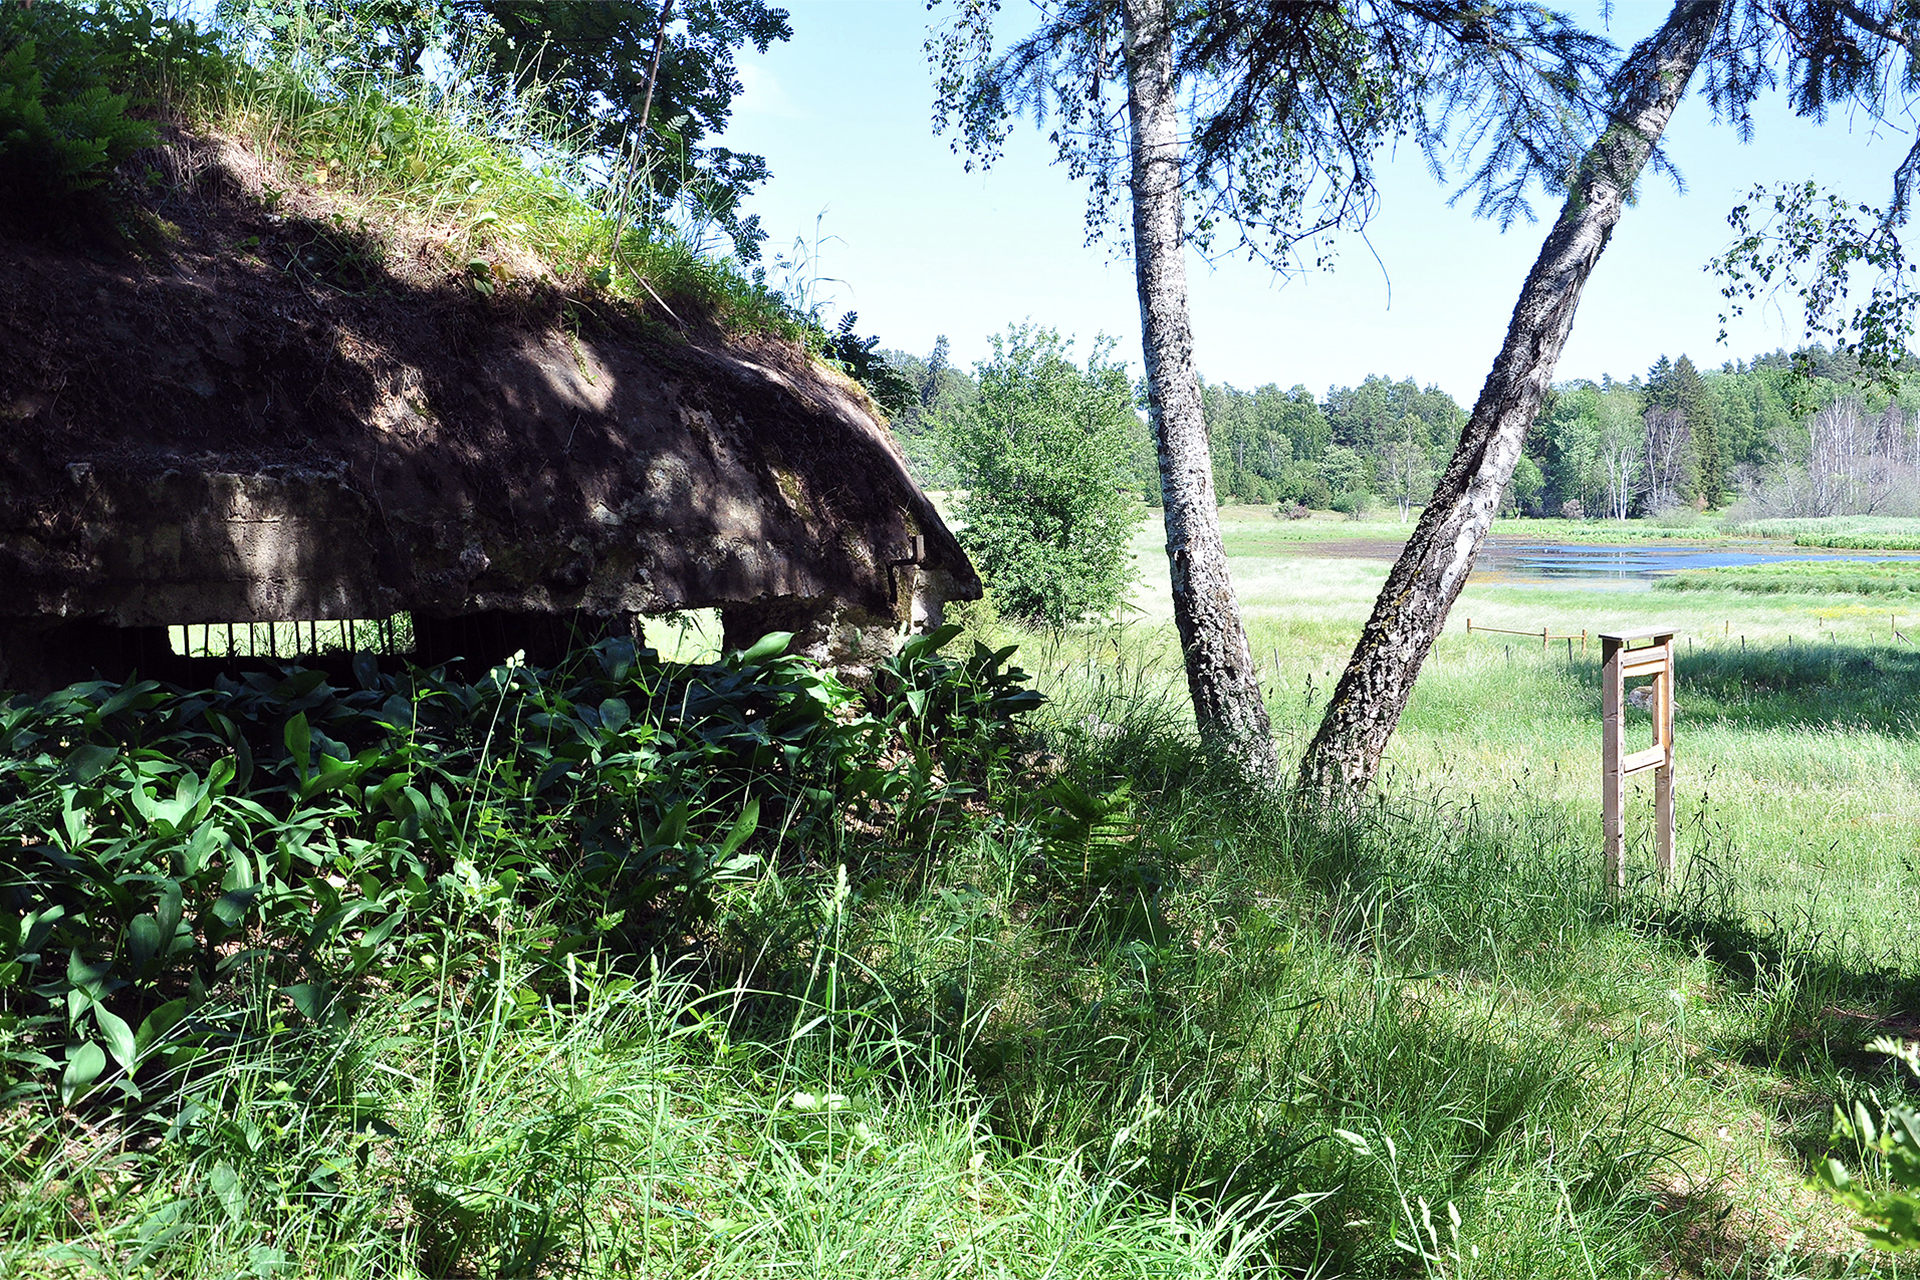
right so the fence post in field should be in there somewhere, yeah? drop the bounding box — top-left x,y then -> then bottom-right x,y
1600,628 -> 1676,899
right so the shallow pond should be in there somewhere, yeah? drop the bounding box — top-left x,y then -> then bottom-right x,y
1288,535 -> 1920,585
1473,540 -> 1920,584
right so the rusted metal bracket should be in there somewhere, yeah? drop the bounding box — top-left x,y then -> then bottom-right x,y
886,533 -> 926,604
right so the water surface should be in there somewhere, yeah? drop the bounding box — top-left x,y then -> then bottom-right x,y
1288,535 -> 1920,585
1473,541 -> 1920,585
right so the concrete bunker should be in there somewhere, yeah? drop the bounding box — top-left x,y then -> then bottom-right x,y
0,133 -> 979,694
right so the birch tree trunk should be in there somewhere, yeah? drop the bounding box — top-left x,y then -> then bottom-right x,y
1297,0 -> 1723,799
1122,0 -> 1278,778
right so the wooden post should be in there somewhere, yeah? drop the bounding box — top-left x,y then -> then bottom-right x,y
1602,637 -> 1624,895
1600,628 -> 1677,899
1654,631 -> 1675,884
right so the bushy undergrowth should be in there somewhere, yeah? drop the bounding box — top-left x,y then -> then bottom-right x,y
0,2 -> 223,236
1821,1038 -> 1920,1251
5,625 -> 1914,1276
0,628 -> 1031,1111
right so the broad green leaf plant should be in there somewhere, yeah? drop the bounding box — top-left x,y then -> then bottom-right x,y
1821,1036 -> 1920,1251
1,628 -> 1042,1119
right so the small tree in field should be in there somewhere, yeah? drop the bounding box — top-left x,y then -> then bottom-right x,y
939,326 -> 1143,627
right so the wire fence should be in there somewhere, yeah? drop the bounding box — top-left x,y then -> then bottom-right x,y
1463,613 -> 1916,656
1464,619 -> 1588,652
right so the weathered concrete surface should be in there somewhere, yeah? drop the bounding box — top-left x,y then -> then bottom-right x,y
0,132 -> 978,691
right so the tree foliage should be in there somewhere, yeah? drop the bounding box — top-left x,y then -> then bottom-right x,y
1713,180 -> 1919,385
929,0 -> 1615,262
823,312 -> 917,419
1201,380 -> 1329,506
1200,376 -> 1463,511
475,0 -> 790,258
937,326 -> 1143,627
1516,347 -> 1920,518
882,336 -> 981,490
1700,2 -> 1920,383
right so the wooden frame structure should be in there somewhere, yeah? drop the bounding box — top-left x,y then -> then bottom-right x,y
1600,628 -> 1675,897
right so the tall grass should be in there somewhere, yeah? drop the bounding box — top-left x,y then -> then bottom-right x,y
1721,516 -> 1920,547
9,601 -> 1918,1274
1661,562 -> 1920,596
2,949 -> 1307,1278
7,663 -> 1906,1276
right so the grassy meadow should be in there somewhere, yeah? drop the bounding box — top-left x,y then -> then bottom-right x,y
7,508 -> 1920,1279
24,4 -> 1920,1274
979,506 -> 1920,1273
1128,508 -> 1920,950
1100,509 -> 1920,956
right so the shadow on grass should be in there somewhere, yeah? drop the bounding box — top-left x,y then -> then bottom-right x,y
680,675 -> 1906,1278
1646,641 -> 1920,736
1650,1181 -> 1861,1280
1633,890 -> 1920,1186
1643,901 -> 1920,1069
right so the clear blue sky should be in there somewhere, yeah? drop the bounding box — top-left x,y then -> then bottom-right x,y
716,1 -> 1914,406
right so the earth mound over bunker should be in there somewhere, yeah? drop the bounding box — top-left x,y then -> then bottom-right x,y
0,132 -> 978,692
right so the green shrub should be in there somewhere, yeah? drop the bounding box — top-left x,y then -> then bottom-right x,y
1332,488 -> 1374,517
938,325 -> 1145,627
0,3 -> 224,236
1821,1037 -> 1920,1251
0,9 -> 146,228
0,629 -> 1041,1116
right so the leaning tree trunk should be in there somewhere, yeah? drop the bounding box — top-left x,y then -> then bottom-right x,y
1122,0 -> 1278,779
1297,0 -> 1723,800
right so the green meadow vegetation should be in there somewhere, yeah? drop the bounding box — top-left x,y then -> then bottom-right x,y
1719,520 -> 1920,551
7,3 -> 1920,1275
8,507 -> 1920,1277
0,0 -> 806,335
1662,562 -> 1920,597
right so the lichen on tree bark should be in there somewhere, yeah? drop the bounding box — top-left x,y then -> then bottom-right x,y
1122,0 -> 1278,779
1296,0 -> 1725,800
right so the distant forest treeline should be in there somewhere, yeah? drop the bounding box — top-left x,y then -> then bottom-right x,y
880,338 -> 1920,520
